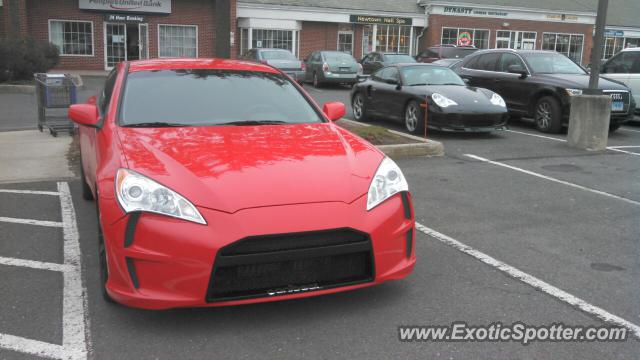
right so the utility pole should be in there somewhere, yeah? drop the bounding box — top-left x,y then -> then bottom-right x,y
585,0 -> 609,94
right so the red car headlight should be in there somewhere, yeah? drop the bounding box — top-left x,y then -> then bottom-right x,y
367,157 -> 409,211
115,168 -> 206,224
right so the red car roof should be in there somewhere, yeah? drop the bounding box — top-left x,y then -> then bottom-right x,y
127,58 -> 280,74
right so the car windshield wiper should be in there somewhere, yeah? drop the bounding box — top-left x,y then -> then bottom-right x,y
409,83 -> 430,86
123,122 -> 186,128
216,120 -> 289,126
439,83 -> 464,86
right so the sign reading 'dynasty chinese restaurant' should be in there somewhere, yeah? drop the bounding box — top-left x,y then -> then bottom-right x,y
79,0 -> 171,14
349,15 -> 412,26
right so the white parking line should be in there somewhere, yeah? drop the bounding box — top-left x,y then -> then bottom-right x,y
505,128 -> 640,156
0,333 -> 67,359
0,216 -> 63,228
0,189 -> 60,196
58,182 -> 89,360
464,154 -> 640,206
415,222 -> 640,339
0,183 -> 89,360
620,127 -> 640,133
0,256 -> 71,272
608,145 -> 640,149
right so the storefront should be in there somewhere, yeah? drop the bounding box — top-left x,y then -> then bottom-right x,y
420,2 -> 596,64
1,0 -> 235,70
236,2 -> 426,60
603,29 -> 640,59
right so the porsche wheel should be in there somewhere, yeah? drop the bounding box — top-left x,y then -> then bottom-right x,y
405,101 -> 425,135
352,93 -> 369,122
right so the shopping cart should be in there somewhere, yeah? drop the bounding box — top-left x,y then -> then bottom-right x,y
34,73 -> 77,137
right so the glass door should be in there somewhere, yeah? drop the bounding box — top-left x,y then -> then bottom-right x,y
105,23 -> 126,69
139,23 -> 149,59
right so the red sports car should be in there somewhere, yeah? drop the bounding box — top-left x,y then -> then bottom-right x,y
68,58 -> 415,309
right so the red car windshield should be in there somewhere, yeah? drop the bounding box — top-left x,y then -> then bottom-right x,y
119,69 -> 322,126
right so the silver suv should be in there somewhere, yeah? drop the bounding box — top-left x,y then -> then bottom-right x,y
602,47 -> 640,113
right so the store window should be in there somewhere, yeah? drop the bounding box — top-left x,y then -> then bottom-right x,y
542,33 -> 584,63
603,37 -> 640,59
441,27 -> 489,49
252,29 -> 294,52
158,25 -> 197,58
496,31 -> 536,50
362,25 -> 412,56
49,20 -> 93,56
338,31 -> 354,54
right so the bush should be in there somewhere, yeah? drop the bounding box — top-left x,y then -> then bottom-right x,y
0,37 -> 59,82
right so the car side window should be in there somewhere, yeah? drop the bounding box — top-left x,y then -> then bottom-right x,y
427,48 -> 439,58
386,67 -> 400,83
312,52 -> 321,62
473,53 -> 500,71
372,67 -> 388,82
373,67 -> 399,83
497,53 -> 526,72
605,52 -> 640,74
100,69 -> 118,115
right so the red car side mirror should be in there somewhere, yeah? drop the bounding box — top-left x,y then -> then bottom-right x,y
68,103 -> 100,127
323,102 -> 345,122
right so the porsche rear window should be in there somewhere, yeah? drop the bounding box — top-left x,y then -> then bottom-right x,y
119,70 -> 322,126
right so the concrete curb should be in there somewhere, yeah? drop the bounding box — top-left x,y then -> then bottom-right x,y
0,84 -> 35,94
337,118 -> 444,158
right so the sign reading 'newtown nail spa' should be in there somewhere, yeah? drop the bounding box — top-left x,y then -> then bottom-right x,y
79,0 -> 171,14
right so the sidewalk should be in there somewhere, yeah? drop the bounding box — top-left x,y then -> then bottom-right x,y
0,130 -> 75,184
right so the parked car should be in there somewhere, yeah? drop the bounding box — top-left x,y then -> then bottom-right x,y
415,44 -> 478,63
601,47 -> 640,113
68,58 -> 415,309
360,52 -> 417,75
351,64 -> 508,134
458,49 -> 636,133
241,48 -> 305,83
304,50 -> 361,87
432,58 -> 463,72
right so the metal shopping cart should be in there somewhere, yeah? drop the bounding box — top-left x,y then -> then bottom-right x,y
34,73 -> 77,137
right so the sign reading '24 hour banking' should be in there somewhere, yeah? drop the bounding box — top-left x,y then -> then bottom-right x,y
79,0 -> 171,14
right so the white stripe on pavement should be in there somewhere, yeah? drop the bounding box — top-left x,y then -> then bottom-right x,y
504,128 -> 640,156
415,222 -> 640,339
0,256 -> 70,272
607,145 -> 640,148
0,333 -> 67,360
0,216 -> 63,228
0,189 -> 60,196
619,127 -> 640,133
464,154 -> 640,206
58,182 -> 89,360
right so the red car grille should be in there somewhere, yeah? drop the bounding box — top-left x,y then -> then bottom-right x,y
206,229 -> 374,302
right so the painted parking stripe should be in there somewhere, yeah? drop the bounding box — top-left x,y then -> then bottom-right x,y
464,154 -> 640,206
620,127 -> 640,133
0,189 -> 60,196
0,256 -> 70,272
415,222 -> 640,339
0,216 -> 63,228
58,182 -> 89,360
0,333 -> 67,360
505,128 -> 640,156
608,145 -> 640,149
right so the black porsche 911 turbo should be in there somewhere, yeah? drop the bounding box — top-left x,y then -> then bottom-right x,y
351,64 -> 509,134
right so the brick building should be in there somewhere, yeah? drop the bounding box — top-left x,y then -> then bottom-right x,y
0,0 -> 236,70
0,0 -> 638,70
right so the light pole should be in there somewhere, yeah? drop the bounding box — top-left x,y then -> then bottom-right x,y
585,0 -> 609,94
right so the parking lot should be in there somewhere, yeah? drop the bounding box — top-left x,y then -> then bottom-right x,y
1,82 -> 640,359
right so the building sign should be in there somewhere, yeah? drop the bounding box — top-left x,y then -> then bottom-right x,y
605,29 -> 624,37
444,6 -> 508,17
104,13 -> 145,22
457,31 -> 472,46
349,15 -> 412,26
79,0 -> 171,14
545,14 -> 579,21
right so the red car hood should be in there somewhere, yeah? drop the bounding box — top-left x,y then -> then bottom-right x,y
117,123 -> 383,213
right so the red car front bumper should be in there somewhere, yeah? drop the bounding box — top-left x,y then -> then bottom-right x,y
101,192 -> 415,310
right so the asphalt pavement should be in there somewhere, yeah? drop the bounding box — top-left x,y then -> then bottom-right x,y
0,83 -> 639,359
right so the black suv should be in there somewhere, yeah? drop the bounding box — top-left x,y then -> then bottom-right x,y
458,49 -> 636,133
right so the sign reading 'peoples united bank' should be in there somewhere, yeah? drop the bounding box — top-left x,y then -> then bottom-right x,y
79,0 -> 171,14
